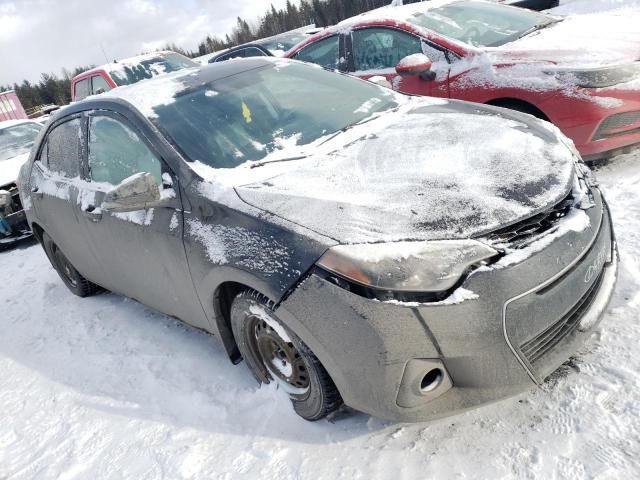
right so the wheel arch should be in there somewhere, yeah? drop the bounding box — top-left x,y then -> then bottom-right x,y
485,98 -> 550,121
30,221 -> 45,243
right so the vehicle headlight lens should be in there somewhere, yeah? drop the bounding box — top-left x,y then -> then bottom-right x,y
316,240 -> 498,293
547,63 -> 640,88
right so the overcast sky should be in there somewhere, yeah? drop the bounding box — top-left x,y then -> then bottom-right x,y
0,0 -> 294,86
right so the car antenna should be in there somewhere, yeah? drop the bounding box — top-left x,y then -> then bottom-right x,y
100,42 -> 111,64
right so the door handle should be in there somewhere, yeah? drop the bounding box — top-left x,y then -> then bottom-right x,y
31,186 -> 43,199
81,205 -> 103,222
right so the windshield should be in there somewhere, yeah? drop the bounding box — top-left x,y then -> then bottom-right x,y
110,53 -> 198,86
0,123 -> 41,162
152,63 -> 400,169
406,1 -> 555,47
258,32 -> 311,53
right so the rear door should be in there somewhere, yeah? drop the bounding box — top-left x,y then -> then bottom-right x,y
74,111 -> 206,327
29,116 -> 105,281
347,26 -> 450,97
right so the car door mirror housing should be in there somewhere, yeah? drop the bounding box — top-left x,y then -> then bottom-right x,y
396,54 -> 436,81
102,173 -> 162,213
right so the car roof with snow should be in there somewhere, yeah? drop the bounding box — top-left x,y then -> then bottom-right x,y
74,51 -> 189,79
337,0 -> 463,27
62,57 -> 286,119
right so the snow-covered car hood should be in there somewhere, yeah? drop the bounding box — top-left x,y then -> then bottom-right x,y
232,100 -> 576,244
0,152 -> 30,187
490,12 -> 640,68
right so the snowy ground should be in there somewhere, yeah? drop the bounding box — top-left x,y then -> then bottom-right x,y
3,1 -> 640,479
3,162 -> 640,480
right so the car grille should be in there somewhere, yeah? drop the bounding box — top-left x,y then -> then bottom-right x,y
593,111 -> 640,140
486,191 -> 575,248
520,267 -> 605,365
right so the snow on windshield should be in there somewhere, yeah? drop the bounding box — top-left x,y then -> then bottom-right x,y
233,100 -> 576,244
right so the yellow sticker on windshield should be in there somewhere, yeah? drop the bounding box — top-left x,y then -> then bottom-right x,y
241,101 -> 252,124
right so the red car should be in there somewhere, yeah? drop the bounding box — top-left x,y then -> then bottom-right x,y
286,0 -> 640,161
71,51 -> 197,102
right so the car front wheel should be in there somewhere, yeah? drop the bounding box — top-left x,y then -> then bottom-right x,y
230,291 -> 343,421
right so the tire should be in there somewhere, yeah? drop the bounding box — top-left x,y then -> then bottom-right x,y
41,231 -> 99,297
230,290 -> 343,421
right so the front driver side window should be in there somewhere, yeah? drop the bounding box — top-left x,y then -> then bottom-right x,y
352,27 -> 422,72
88,116 -> 162,186
294,35 -> 339,69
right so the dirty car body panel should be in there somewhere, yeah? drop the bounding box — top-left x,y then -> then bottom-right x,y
20,58 -> 617,421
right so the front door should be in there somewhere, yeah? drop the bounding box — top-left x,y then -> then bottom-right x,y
348,27 -> 450,98
74,112 -> 207,329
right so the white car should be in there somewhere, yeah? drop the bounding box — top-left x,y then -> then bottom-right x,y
0,119 -> 41,249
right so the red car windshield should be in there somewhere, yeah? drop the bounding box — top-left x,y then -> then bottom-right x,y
406,1 -> 556,47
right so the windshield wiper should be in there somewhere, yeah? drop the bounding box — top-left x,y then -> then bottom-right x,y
517,19 -> 559,40
250,155 -> 308,169
318,108 -> 396,146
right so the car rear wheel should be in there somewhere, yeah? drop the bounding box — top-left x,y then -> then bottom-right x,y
41,231 -> 99,297
230,291 -> 343,421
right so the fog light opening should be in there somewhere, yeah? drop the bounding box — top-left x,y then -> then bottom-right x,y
420,368 -> 443,393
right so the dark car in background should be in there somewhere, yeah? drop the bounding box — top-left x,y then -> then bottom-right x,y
20,58 -> 617,422
197,26 -> 322,64
1,120 -> 40,249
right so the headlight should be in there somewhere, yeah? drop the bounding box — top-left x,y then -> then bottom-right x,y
546,63 -> 640,88
316,240 -> 498,293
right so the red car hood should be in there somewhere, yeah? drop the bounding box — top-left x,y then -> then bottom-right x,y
488,12 -> 640,67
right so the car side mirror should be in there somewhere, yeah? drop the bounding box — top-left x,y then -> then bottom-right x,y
396,53 -> 436,81
102,172 -> 161,213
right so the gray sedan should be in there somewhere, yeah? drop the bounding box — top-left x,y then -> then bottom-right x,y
19,58 -> 617,422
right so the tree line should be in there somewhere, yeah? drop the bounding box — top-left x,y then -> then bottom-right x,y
2,0 -> 390,112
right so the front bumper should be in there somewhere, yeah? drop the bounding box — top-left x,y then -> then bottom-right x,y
543,85 -> 640,161
278,191 -> 617,422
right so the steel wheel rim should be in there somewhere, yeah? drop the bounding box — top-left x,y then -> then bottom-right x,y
249,315 -> 310,394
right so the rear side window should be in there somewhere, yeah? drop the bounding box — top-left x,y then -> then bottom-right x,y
88,116 -> 162,186
47,119 -> 82,178
294,36 -> 340,69
74,79 -> 90,101
91,75 -> 112,95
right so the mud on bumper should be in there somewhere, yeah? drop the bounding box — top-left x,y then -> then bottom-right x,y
278,195 -> 617,422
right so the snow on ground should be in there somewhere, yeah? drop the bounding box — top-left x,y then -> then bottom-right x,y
2,150 -> 639,479
2,1 -> 640,479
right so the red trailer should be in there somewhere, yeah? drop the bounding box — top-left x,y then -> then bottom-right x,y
0,90 -> 28,121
